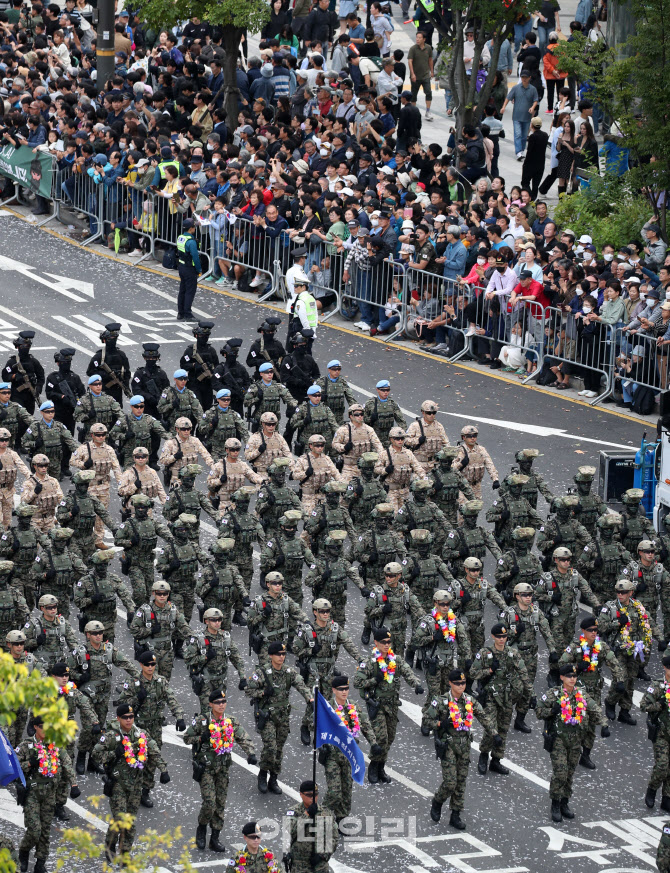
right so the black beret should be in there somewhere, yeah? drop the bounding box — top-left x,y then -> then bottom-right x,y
490,623 -> 508,637
448,669 -> 466,682
209,689 -> 226,702
559,664 -> 576,676
299,780 -> 317,793
331,675 -> 349,688
116,703 -> 135,717
268,641 -> 287,655
580,616 -> 598,630
373,627 -> 391,642
138,651 -> 157,665
242,822 -> 261,837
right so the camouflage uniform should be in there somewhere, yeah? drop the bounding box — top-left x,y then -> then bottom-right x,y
485,475 -> 543,551
291,443 -> 342,517
322,697 -> 376,818
21,417 -> 77,480
289,400 -> 338,454
616,488 -> 655,554
0,399 -> 33,449
74,550 -> 135,643
156,515 -> 210,624
70,434 -> 122,539
575,513 -> 631,602
641,681 -> 670,808
24,604 -> 77,672
0,560 -> 30,642
244,377 -> 296,431
0,506 -> 47,609
303,483 -> 355,556
245,425 -> 293,477
411,595 -> 471,709
342,452 -> 387,531
657,821 -> 670,873
442,499 -> 503,578
247,582 -> 307,665
316,372 -> 356,425
31,528 -> 87,618
73,389 -> 123,441
255,459 -> 302,537
200,399 -> 249,460
195,539 -> 249,631
6,644 -> 39,747
401,530 -> 455,615
405,405 -> 449,473
260,512 -> 316,607
108,410 -> 168,469
332,413 -> 384,483
56,471 -> 118,561
447,561 -> 506,655
218,488 -> 264,588
378,435 -> 427,512
207,449 -> 263,513
51,673 -> 100,809
364,575 -> 423,658
427,447 -> 474,526
163,463 -> 220,540
157,384 -> 203,433
19,466 -> 63,533
184,624 -> 246,711
494,526 -> 543,603
452,432 -> 499,499
285,801 -> 338,873
304,531 -> 365,627
395,480 -> 448,551
159,434 -> 214,488
624,549 -> 670,642
0,443 -> 30,528
572,465 -> 606,535
117,461 -> 167,511
354,504 -> 407,592
130,587 -> 192,681
537,496 -> 594,569
114,494 -> 175,605
535,557 -> 600,652
499,448 -> 554,510
363,393 -> 406,448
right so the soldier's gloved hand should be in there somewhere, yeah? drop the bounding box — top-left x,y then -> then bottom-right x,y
381,602 -> 392,615
360,587 -> 371,599
385,463 -> 394,474
126,613 -> 133,628
92,723 -> 101,735
206,646 -> 217,661
464,659 -> 473,671
601,725 -> 611,738
242,596 -> 251,607
172,396 -> 180,410
274,555 -> 285,568
137,687 -> 147,704
130,534 -> 140,547
529,695 -> 537,709
238,678 -> 248,690
70,504 -> 79,517
415,685 -> 424,695
168,559 -> 180,572
256,442 -> 267,456
247,753 -> 257,765
551,590 -> 562,604
176,719 -> 186,732
219,473 -> 228,484
150,620 -> 162,636
343,440 -> 354,453
492,480 -> 500,490
461,589 -> 472,605
492,734 -> 503,747
551,701 -> 561,715
617,613 -> 628,627
160,771 -> 171,784
173,449 -> 183,461
615,680 -> 626,693
82,459 -> 93,470
36,630 -> 47,645
91,592 -> 103,604
553,531 -> 562,546
548,652 -> 559,664
659,639 -> 668,652
370,743 -> 384,757
262,602 -> 273,618
516,621 -> 527,636
70,785 -> 81,799
432,628 -> 443,642
459,450 -> 469,470
509,565 -> 519,578
500,509 -> 510,522
33,481 -> 43,494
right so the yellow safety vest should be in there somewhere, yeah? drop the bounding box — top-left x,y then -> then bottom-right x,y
297,291 -> 318,329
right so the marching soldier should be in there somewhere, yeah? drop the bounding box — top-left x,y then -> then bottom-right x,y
56,470 -> 118,559
218,487 -> 264,589
21,401 -> 77,481
156,514 -> 210,629
180,321 -> 218,412
471,625 -> 532,777
92,703 -> 169,861
247,572 -> 307,666
73,374 -> 123,443
354,627 -> 423,784
284,780 -> 338,873
494,526 -> 543,604
24,593 -> 78,673
281,331 -> 319,408
200,389 -> 249,460
501,582 -> 558,732
0,383 -> 33,450
453,425 -> 499,499
130,580 -> 192,681
401,529 -> 455,625
292,598 -> 362,745
558,615 -> 623,770
116,651 -> 185,809
0,505 -> 46,609
0,427 -> 30,528
442,499 -> 503,578
244,640 -> 313,795
86,322 -> 131,405
499,448 -> 554,510
255,459 -> 302,537
291,434 -> 342,517
447,556 -> 506,655
625,539 -> 670,645
288,386 -> 338,454
378,427 -> 426,511
572,465 -> 606,535
576,513 -> 630,602
245,412 -> 293,476
117,447 -> 167,514
342,452 -> 387,532
183,689 -> 257,852
130,343 -> 170,422
246,316 -> 284,379
108,395 -> 168,469
206,438 -> 263,512
114,493 -> 174,605
363,380 -> 406,448
427,446 -> 475,526
260,510 -> 316,607
163,464 -> 219,539
70,422 -> 122,542
5,629 -> 39,747
19,454 -> 63,533
317,360 -> 356,425
74,549 -> 135,643
184,608 -> 247,711
159,421 -> 214,488
17,715 -> 79,873
537,496 -> 594,568
323,674 -> 380,820
600,578 -> 653,726
535,547 -> 600,655
485,474 -> 543,551
32,526 -> 86,618
195,537 -> 249,631
303,481 -> 355,556
642,655 -> 670,811
0,559 -> 29,644
425,669 -> 500,829
244,363 -> 296,433
332,405 -> 384,484
211,338 -> 251,418
405,400 -> 449,472
395,478 -> 448,550
4,331 -> 44,417
356,505 -> 407,641
364,561 -> 423,659
70,619 -> 140,775
658,821 -> 670,873
157,370 -> 204,434
616,488 -> 655,554
535,663 -> 606,823
304,530 -> 366,627
44,348 -> 85,473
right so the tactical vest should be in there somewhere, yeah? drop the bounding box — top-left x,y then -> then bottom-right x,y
504,551 -> 541,587
254,594 -> 290,640
456,578 -> 490,625
208,407 -> 240,444
121,414 -> 154,452
73,642 -> 114,694
593,540 -> 625,577
504,604 -> 542,649
273,536 -> 306,576
347,479 -> 387,525
369,398 -> 397,436
39,549 -> 78,591
320,377 -> 346,420
371,583 -> 410,629
224,512 -> 256,548
31,615 -> 69,661
0,586 -> 22,628
578,493 -> 602,530
447,527 -> 487,560
431,469 -> 461,505
316,558 -> 349,597
0,529 -> 39,567
81,571 -> 118,620
191,630 -> 233,680
541,569 -> 580,616
139,602 -> 178,646
253,382 -> 283,416
403,554 -> 442,592
169,542 -> 199,583
304,622 -> 339,666
263,486 -> 298,524
27,420 -> 63,456
64,494 -> 97,536
200,565 -> 237,604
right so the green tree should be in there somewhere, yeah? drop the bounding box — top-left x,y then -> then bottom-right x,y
132,0 -> 270,130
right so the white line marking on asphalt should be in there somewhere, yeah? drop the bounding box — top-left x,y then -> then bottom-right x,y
0,305 -> 93,355
137,282 -> 214,319
0,255 -> 87,302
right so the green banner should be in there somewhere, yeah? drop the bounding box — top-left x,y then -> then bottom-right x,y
0,143 -> 54,199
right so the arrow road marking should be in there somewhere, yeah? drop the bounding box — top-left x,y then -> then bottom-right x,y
0,255 -> 88,302
0,305 -> 93,355
137,282 -> 214,319
43,273 -> 94,298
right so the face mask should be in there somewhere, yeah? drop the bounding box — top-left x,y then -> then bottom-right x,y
319,149 -> 328,157
575,245 -> 584,255
582,305 -> 592,313
604,253 -> 614,261
584,251 -> 593,261
665,290 -> 670,300
576,288 -> 584,296
346,150 -> 354,159
371,218 -> 379,227
640,293 -> 647,301
477,257 -> 486,265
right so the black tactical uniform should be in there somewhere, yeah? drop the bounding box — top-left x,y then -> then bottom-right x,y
3,330 -> 45,417
180,321 -> 218,412
246,317 -> 285,379
211,339 -> 251,417
86,323 -> 131,406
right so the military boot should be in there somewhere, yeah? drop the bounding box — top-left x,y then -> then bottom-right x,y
209,829 -> 226,853
579,746 -> 595,770
477,752 -> 488,775
75,749 -> 87,776
140,788 -> 153,808
54,804 -> 70,821
196,824 -> 207,851
174,639 -> 184,659
513,714 -> 531,734
267,772 -> 282,795
361,627 -> 370,645
430,800 -> 442,822
368,761 -> 379,784
551,799 -> 562,822
232,610 -> 247,627
33,859 -> 46,873
449,810 -> 466,830
605,701 -> 616,720
617,709 -> 637,726
378,765 -> 392,784
300,726 -> 311,746
560,799 -> 574,819
489,757 -> 510,775
87,755 -> 104,774
645,786 -> 657,808
661,795 -> 670,813
257,769 -> 268,794
19,851 -> 29,873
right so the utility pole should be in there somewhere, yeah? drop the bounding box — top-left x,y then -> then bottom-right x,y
96,0 -> 116,91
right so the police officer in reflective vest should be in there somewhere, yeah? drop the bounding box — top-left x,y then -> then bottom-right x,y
176,219 -> 201,322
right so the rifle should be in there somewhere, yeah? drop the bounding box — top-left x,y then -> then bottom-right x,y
259,335 -> 281,381
13,359 -> 40,403
142,373 -> 161,408
58,377 -> 78,410
191,343 -> 214,382
99,347 -> 132,399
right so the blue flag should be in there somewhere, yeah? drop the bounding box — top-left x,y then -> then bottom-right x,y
314,690 -> 366,785
0,728 -> 25,787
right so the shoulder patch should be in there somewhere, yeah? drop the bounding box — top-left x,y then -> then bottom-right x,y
541,694 -> 547,700
566,647 -> 571,653
648,686 -> 655,693
359,661 -> 366,668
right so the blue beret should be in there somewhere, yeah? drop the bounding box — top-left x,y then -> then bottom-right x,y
376,379 -> 390,389
216,389 -> 231,399
39,401 -> 54,411
129,395 -> 144,406
327,360 -> 341,369
173,369 -> 188,379
259,363 -> 273,373
0,383 -> 9,390
307,385 -> 321,396
88,375 -> 102,385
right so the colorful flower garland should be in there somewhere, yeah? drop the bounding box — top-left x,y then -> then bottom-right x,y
432,607 -> 456,643
372,647 -> 396,683
618,600 -> 653,657
336,703 -> 361,738
578,635 -> 601,671
560,688 -> 586,725
665,683 -> 670,714
36,741 -> 59,777
58,681 -> 77,696
235,848 -> 281,873
209,718 -> 234,755
122,732 -> 147,769
447,698 -> 473,731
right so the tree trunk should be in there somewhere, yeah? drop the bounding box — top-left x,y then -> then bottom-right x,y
222,27 -> 244,141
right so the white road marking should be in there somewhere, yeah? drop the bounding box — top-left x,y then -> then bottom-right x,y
0,255 -> 88,302
0,305 -> 93,355
0,788 -> 107,833
43,273 -> 94,299
137,282 -> 214,319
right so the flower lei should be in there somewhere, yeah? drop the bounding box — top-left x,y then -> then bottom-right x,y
209,718 -> 234,755
618,599 -> 653,658
36,741 -> 59,777
122,732 -> 147,769
58,681 -> 77,696
235,848 -> 281,873
432,607 -> 456,643
372,647 -> 396,683
578,635 -> 601,671
559,688 -> 586,725
336,703 -> 361,738
665,682 -> 670,714
447,697 -> 473,732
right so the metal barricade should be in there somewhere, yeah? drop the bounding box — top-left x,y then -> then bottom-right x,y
50,164 -> 104,244
610,325 -> 666,410
99,180 -> 157,261
471,296 -> 546,379
401,268 -> 473,358
206,212 -> 276,296
340,251 -> 404,340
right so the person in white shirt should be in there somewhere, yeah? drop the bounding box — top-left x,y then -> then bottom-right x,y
285,248 -> 309,306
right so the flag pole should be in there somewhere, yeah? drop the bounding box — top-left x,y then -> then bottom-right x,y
312,685 -> 318,796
